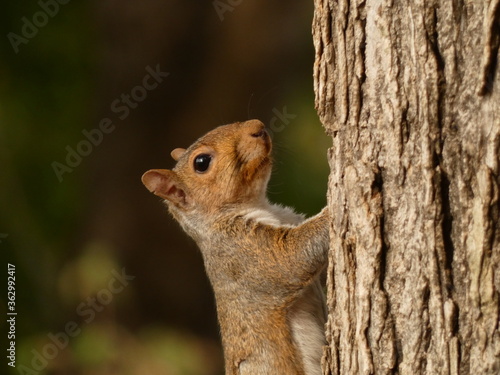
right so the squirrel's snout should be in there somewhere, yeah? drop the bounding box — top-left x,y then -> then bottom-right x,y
242,119 -> 269,144
241,119 -> 265,135
235,120 -> 272,163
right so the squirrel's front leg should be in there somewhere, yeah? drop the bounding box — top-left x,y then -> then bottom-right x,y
271,207 -> 330,287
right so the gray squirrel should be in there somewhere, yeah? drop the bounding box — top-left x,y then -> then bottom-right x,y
142,119 -> 330,375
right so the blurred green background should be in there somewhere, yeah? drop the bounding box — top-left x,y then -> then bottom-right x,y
1,1 -> 329,374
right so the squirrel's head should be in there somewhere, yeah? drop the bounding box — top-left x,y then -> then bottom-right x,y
141,119 -> 272,215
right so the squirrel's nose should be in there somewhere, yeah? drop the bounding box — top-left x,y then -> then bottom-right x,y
242,119 -> 266,138
237,119 -> 272,158
251,129 -> 267,138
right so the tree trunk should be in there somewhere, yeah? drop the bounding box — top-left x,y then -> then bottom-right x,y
313,1 -> 500,374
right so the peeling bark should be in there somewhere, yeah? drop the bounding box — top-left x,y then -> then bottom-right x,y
313,1 -> 500,374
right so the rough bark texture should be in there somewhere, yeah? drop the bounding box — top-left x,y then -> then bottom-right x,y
313,1 -> 500,374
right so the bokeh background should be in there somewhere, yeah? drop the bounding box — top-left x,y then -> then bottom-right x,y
1,1 -> 329,374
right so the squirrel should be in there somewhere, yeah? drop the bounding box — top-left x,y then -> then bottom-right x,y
141,119 -> 330,375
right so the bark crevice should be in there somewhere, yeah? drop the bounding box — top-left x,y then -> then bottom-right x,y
478,0 -> 500,96
440,171 -> 455,294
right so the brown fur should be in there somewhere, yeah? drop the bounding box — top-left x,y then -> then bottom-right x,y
142,120 -> 330,375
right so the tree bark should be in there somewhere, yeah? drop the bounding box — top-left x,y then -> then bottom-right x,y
313,1 -> 500,374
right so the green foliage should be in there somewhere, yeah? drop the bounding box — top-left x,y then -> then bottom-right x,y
269,87 -> 330,216
0,0 -> 95,347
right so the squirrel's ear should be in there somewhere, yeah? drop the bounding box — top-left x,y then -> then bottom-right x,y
141,169 -> 190,208
171,148 -> 186,161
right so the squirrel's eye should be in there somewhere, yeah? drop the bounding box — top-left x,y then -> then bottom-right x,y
194,154 -> 212,173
